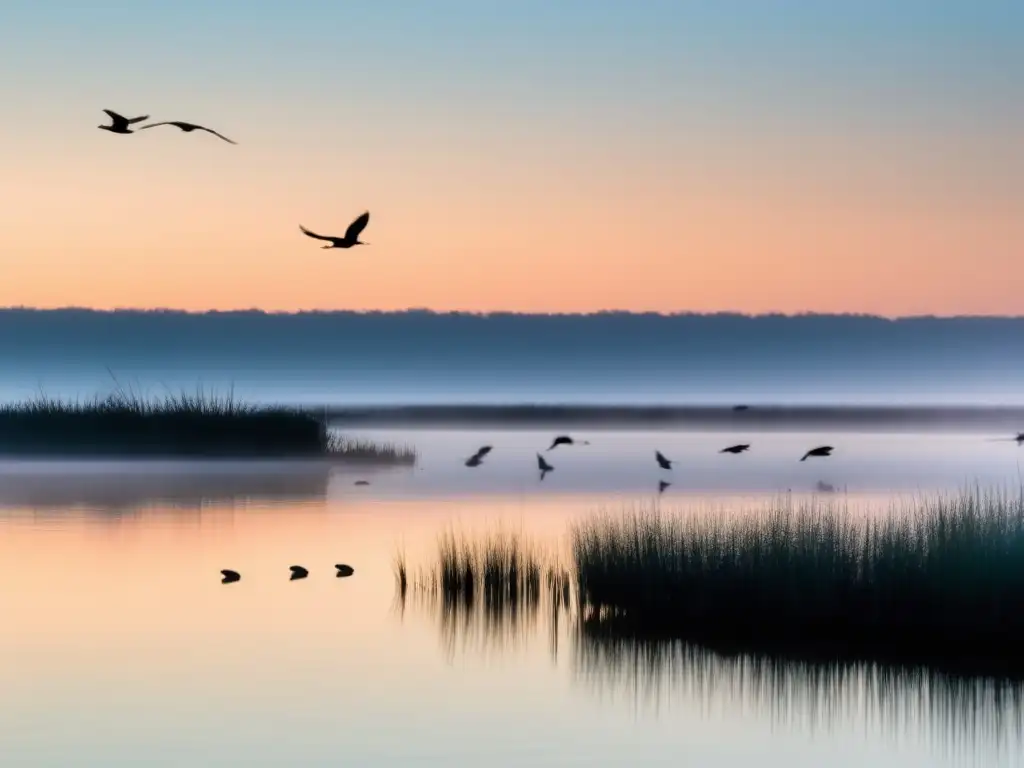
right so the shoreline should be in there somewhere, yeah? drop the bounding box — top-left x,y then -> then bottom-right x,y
323,404 -> 1024,432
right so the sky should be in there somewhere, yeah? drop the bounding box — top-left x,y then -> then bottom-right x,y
1,0 -> 1022,316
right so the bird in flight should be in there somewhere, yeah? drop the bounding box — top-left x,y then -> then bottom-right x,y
465,445 -> 492,467
220,569 -> 240,584
537,453 -> 554,480
658,480 -> 671,494
720,444 -> 751,454
987,433 -> 1024,445
140,120 -> 237,144
655,450 -> 673,470
800,445 -> 834,461
289,565 -> 309,581
98,109 -> 149,134
300,212 -> 371,249
547,435 -> 589,450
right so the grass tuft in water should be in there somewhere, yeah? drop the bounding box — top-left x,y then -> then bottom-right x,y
0,389 -> 416,462
571,488 -> 1024,674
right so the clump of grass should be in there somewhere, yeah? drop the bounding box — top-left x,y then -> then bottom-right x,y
326,434 -> 417,464
395,529 -> 546,654
571,488 -> 1024,675
0,388 -> 416,462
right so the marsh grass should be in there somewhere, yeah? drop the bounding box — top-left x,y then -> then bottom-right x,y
571,489 -> 1024,675
394,529 -> 550,655
0,389 -> 416,462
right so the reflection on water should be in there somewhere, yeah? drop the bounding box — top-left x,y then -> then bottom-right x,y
400,578 -> 1024,764
5,429 -> 1024,766
0,460 -> 411,519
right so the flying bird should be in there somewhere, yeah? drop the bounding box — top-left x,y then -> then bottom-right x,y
465,445 -> 493,467
220,569 -> 240,584
655,450 -> 673,470
658,480 -> 671,494
547,435 -> 589,450
98,109 -> 149,134
299,212 -> 370,249
720,444 -> 750,454
800,446 -> 834,461
139,120 -> 237,144
353,480 -> 370,486
289,565 -> 309,580
537,453 -> 554,480
732,405 -> 750,412
335,564 -> 355,578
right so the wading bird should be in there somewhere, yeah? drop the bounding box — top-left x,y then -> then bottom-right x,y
299,212 -> 370,249
655,450 -> 673,470
289,565 -> 309,580
537,453 -> 554,480
800,446 -> 834,461
220,569 -> 240,584
335,564 -> 355,578
720,444 -> 750,454
140,120 -> 237,144
98,109 -> 149,134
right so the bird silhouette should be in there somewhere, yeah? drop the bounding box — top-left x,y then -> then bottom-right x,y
720,444 -> 750,454
465,445 -> 493,467
353,480 -> 370,486
537,453 -> 554,480
335,564 -> 355,578
547,435 -> 589,450
800,446 -> 834,461
289,565 -> 309,580
300,212 -> 370,249
815,480 -> 837,493
732,405 -> 750,412
220,569 -> 240,584
140,120 -> 237,144
98,109 -> 149,134
658,480 -> 671,494
655,450 -> 673,470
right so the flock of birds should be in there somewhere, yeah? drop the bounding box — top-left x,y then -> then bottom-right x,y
220,563 -> 355,584
99,109 -> 372,250
463,433 -> 837,486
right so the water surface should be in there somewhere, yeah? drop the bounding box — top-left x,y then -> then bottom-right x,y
2,429 -> 1022,766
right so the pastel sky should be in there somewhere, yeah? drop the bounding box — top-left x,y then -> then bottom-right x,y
2,1 -> 1021,316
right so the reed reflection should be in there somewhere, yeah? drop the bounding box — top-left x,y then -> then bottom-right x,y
397,527 -> 1024,762
0,461 -> 339,521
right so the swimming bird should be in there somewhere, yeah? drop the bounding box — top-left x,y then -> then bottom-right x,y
537,453 -> 554,480
465,445 -> 493,467
658,480 -> 671,494
220,569 -> 240,584
547,435 -> 589,450
800,446 -> 834,461
720,444 -> 750,454
98,109 -> 149,134
354,480 -> 370,486
299,212 -> 370,249
289,565 -> 309,580
655,450 -> 673,470
139,120 -> 237,144
335,564 -> 355,578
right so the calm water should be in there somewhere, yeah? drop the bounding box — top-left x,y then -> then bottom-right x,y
2,428 -> 1023,766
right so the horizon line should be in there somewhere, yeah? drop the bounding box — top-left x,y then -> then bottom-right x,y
1,306 -> 1024,321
